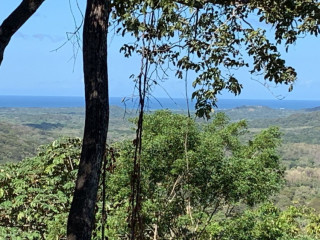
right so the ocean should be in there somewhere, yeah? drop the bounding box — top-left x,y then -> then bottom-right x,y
0,95 -> 320,110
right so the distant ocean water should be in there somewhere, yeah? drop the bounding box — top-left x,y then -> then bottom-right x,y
1,95 -> 320,110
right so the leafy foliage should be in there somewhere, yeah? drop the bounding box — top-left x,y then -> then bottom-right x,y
105,111 -> 284,239
2,110 -> 320,239
210,203 -> 320,240
0,138 -> 81,239
107,0 -> 320,117
0,111 -> 288,239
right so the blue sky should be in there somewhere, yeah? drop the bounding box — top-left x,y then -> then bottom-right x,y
0,0 -> 319,100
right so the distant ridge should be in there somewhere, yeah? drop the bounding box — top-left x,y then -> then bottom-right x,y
304,106 -> 320,112
234,105 -> 272,110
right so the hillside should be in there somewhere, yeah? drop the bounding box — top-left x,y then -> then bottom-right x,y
2,105 -> 320,163
1,105 -> 320,237
1,105 -> 320,211
0,106 -> 135,163
220,105 -> 298,120
233,107 -> 320,211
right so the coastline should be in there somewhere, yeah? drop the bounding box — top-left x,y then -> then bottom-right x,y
1,95 -> 320,110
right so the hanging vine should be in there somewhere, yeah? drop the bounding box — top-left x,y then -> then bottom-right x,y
129,10 -> 155,240
112,1 -> 303,238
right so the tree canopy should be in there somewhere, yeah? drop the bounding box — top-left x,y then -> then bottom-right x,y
0,111 -> 289,239
111,0 -> 320,117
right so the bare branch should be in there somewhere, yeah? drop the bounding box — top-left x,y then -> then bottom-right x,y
0,0 -> 45,65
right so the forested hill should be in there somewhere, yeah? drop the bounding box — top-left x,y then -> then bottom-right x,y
0,106 -> 135,164
247,109 -> 320,145
249,110 -> 320,128
1,105 -> 320,163
220,105 -> 298,120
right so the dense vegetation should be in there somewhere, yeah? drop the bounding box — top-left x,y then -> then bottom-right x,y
225,106 -> 320,213
1,107 -> 320,238
2,110 -> 319,239
0,138 -> 81,239
105,111 -> 284,238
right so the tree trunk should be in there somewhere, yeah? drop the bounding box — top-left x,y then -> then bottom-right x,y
0,0 -> 45,66
67,0 -> 109,239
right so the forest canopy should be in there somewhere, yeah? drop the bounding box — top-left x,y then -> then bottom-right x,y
1,111 -> 313,239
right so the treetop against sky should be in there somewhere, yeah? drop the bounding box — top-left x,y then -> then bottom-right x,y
0,0 -> 319,100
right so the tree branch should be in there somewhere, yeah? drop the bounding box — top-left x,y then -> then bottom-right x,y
174,0 -> 249,8
0,0 -> 45,65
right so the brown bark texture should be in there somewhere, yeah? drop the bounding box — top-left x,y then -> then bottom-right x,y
0,0 -> 45,66
67,0 -> 109,239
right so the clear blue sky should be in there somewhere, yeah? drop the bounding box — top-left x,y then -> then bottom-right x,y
0,0 -> 319,100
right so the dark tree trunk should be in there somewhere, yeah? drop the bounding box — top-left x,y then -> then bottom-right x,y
0,0 -> 45,66
67,0 -> 109,239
